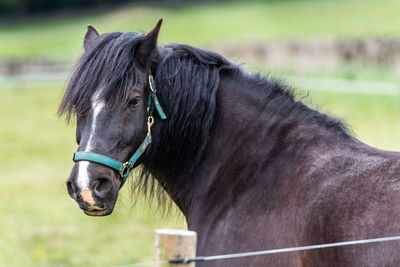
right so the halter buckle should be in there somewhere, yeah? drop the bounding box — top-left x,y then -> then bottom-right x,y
148,74 -> 157,94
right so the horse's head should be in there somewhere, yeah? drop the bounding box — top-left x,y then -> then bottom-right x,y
60,20 -> 163,216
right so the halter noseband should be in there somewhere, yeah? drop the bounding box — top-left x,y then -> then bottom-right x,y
72,70 -> 167,189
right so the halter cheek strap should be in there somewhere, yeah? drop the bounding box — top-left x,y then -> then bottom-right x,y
72,70 -> 166,189
73,135 -> 151,188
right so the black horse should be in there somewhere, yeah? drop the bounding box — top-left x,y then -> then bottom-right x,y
60,19 -> 400,266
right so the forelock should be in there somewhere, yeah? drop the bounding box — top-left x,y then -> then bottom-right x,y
59,31 -> 146,120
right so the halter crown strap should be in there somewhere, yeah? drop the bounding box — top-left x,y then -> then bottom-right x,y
148,70 -> 167,119
72,70 -> 166,189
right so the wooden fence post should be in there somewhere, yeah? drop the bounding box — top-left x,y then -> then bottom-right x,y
155,229 -> 197,267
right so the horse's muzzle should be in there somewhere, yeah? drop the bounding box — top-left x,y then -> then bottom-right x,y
66,164 -> 119,216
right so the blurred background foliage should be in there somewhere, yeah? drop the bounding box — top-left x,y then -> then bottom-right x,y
1,0 -> 400,266
0,0 -> 167,16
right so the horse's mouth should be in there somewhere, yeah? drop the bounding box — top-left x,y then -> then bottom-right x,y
84,208 -> 111,216
83,206 -> 111,216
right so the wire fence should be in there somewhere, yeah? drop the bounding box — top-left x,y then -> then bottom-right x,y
116,234 -> 400,267
1,69 -> 399,97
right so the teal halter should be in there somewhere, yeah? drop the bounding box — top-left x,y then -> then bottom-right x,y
73,70 -> 167,189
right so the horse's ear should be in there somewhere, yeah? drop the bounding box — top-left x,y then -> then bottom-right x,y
84,25 -> 99,51
134,18 -> 163,71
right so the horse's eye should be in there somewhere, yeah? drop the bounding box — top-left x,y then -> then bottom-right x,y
128,97 -> 141,108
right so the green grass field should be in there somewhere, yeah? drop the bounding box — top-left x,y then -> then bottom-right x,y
1,0 -> 400,266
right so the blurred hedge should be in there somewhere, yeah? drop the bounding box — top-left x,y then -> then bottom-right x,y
0,0 -> 132,16
0,0 -> 221,16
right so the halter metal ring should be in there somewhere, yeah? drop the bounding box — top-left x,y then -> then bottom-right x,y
148,116 -> 154,127
120,162 -> 130,178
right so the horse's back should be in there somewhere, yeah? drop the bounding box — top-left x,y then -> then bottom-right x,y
302,147 -> 400,266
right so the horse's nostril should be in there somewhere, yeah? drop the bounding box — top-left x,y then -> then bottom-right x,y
66,180 -> 77,199
93,177 -> 112,199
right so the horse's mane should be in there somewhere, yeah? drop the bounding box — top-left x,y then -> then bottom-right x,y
139,44 -> 235,207
59,31 -> 348,208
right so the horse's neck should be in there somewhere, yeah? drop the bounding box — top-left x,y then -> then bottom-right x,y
183,75 -> 350,227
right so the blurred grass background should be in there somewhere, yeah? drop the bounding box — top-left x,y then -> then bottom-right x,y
1,0 -> 400,266
2,0 -> 400,62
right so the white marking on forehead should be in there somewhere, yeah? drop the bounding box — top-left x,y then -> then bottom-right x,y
77,92 -> 105,190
